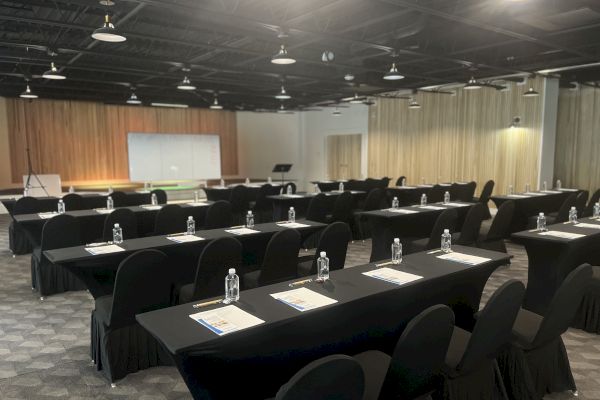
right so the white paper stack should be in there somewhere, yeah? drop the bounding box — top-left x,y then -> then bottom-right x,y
574,223 -> 600,230
166,235 -> 205,243
419,205 -> 446,210
437,252 -> 491,265
387,208 -> 419,214
270,287 -> 337,312
225,227 -> 260,235
539,231 -> 585,240
186,202 -> 209,207
189,305 -> 265,336
276,222 -> 311,228
38,212 -> 58,219
541,190 -> 561,194
141,205 -> 162,210
506,194 -> 530,198
95,208 -> 115,214
283,194 -> 304,198
362,268 -> 423,285
85,244 -> 125,255
442,202 -> 469,207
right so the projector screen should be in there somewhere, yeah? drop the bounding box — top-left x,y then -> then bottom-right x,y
127,133 -> 222,181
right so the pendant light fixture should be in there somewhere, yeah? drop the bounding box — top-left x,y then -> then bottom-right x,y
210,97 -> 223,110
126,92 -> 141,105
91,14 -> 126,42
463,76 -> 481,90
177,76 -> 196,91
43,62 -> 66,80
383,62 -> 404,80
408,98 -> 421,109
523,87 -> 539,97
332,108 -> 341,116
271,44 -> 296,65
20,84 -> 38,99
275,86 -> 291,100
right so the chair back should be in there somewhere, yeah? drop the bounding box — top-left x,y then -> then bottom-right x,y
533,264 -> 593,346
61,193 -> 84,211
109,191 -> 128,207
345,179 -> 360,191
575,190 -> 589,216
275,355 -> 365,400
306,193 -> 328,222
284,182 -> 297,194
456,280 -> 525,373
380,177 -> 391,188
331,191 -> 353,224
584,188 -> 600,217
428,185 -> 445,203
485,200 -> 515,241
150,189 -> 167,204
425,209 -> 458,250
13,196 -> 40,215
456,204 -> 485,246
109,250 -> 172,329
380,305 -> 455,400
229,185 -> 249,213
253,184 -> 273,212
479,180 -> 495,206
395,176 -> 407,187
192,237 -> 243,300
462,181 -> 477,202
307,222 -> 351,275
102,208 -> 138,241
154,204 -> 185,235
556,193 -> 578,223
363,188 -> 384,211
204,201 -> 232,229
259,229 -> 301,285
40,214 -> 81,251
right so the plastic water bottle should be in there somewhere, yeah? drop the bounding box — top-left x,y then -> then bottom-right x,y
542,181 -> 547,191
525,183 -> 530,193
286,185 -> 293,195
113,223 -> 123,244
246,210 -> 254,228
220,178 -> 225,187
314,184 -> 321,193
151,193 -> 158,206
339,182 -> 344,192
23,187 -> 29,197
106,196 -> 114,210
317,251 -> 329,282
537,212 -> 547,232
392,197 -> 399,209
508,185 -> 514,195
224,268 -> 240,303
569,207 -> 578,223
268,176 -> 272,184
288,207 -> 295,223
401,177 -> 406,186
391,238 -> 402,264
245,177 -> 250,185
420,193 -> 427,206
556,179 -> 562,190
194,190 -> 200,203
186,216 -> 195,235
108,186 -> 113,194
57,199 -> 65,214
443,191 -> 450,204
441,229 -> 452,253
280,187 -> 284,195
68,186 -> 75,194
594,202 -> 600,218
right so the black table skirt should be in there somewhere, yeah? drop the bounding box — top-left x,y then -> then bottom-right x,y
137,246 -> 510,400
268,191 -> 365,221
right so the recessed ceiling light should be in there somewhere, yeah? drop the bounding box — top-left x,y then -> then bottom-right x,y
210,97 -> 223,110
463,76 -> 481,90
91,14 -> 126,42
408,98 -> 421,109
151,102 -> 188,108
275,86 -> 291,100
42,62 -> 66,80
20,84 -> 38,99
177,76 -> 196,91
271,45 -> 296,65
126,92 -> 141,105
523,87 -> 539,97
383,62 -> 404,80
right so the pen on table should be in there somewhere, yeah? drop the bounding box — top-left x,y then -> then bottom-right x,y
167,232 -> 188,237
192,299 -> 223,308
85,242 -> 110,247
375,261 -> 394,267
288,278 -> 313,287
427,249 -> 442,254
229,225 -> 245,229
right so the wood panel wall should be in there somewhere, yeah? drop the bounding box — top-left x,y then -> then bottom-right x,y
368,77 -> 545,196
554,87 -> 600,194
326,134 -> 362,180
6,98 -> 238,184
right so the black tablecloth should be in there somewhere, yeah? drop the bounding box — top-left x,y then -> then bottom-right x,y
491,189 -> 578,234
362,202 -> 473,261
512,217 -> 600,314
45,221 -> 325,298
268,191 -> 366,221
137,245 -> 510,400
203,184 -> 283,202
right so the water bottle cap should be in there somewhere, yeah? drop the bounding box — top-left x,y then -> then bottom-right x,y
247,210 -> 252,215
443,229 -> 449,234
188,216 -> 193,220
393,197 -> 397,200
394,238 -> 400,244
539,212 -> 544,216
445,191 -> 449,194
228,268 -> 235,274
114,223 -> 120,228
571,206 -> 576,210
290,207 -> 294,210
596,202 -> 600,206
320,251 -> 326,257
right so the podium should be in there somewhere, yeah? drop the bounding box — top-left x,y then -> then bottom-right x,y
272,164 -> 292,185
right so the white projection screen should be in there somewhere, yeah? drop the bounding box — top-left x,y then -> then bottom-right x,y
127,133 -> 222,181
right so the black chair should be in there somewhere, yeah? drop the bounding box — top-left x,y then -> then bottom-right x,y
498,264 -> 592,399
354,188 -> 385,240
409,209 -> 458,253
305,193 -> 328,223
583,188 -> 600,217
317,181 -> 338,192
442,280 -> 525,399
229,185 -> 249,224
453,204 -> 486,246
101,208 -> 138,242
284,182 -> 297,194
178,237 -> 243,304
476,180 -> 494,219
61,193 -> 84,211
31,214 -> 85,298
275,355 -> 365,400
153,204 -> 185,235
355,305 -> 455,400
546,192 -> 577,225
150,189 -> 167,204
575,190 -> 589,216
574,265 -> 600,333
428,184 -> 446,203
108,191 -> 128,207
345,179 -> 360,191
91,250 -> 173,383
477,200 -> 515,253
380,177 -> 391,188
297,222 -> 351,277
252,184 -> 274,223
243,229 -> 301,289
395,176 -> 407,187
204,200 -> 232,229
462,181 -> 477,202
327,191 -> 353,224
9,196 -> 40,254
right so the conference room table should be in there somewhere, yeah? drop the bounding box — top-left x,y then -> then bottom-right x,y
267,190 -> 366,221
491,188 -> 580,234
136,245 -> 510,400
512,216 -> 600,314
45,220 -> 325,299
13,202 -> 213,249
361,201 -> 473,262
203,182 -> 282,202
386,183 -> 461,207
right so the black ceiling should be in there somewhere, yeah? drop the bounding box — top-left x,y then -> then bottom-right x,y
1,0 -> 600,110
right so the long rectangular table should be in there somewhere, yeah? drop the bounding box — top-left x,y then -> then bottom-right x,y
137,245 -> 510,400
361,202 -> 474,261
268,190 -> 366,220
512,217 -> 600,314
203,183 -> 283,202
45,220 -> 325,298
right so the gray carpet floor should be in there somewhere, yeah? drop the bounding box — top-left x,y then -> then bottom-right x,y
0,215 -> 598,399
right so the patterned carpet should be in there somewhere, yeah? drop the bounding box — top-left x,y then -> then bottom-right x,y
0,215 -> 598,399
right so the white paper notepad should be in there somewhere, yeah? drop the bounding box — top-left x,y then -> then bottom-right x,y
270,287 -> 337,312
276,222 -> 311,228
542,190 -> 561,194
437,252 -> 491,265
282,194 -> 304,198
189,305 -> 265,336
539,231 -> 585,240
186,202 -> 209,207
225,228 -> 260,235
166,235 -> 205,243
506,195 -> 530,198
575,223 -> 600,230
38,212 -> 58,219
419,205 -> 445,210
95,208 -> 115,214
387,208 -> 418,214
442,203 -> 469,207
559,188 -> 578,192
85,244 -> 125,255
141,205 -> 162,210
363,268 -> 423,286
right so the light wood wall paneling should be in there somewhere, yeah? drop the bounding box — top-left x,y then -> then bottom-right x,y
6,99 -> 238,183
368,77 -> 545,196
326,134 -> 362,180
